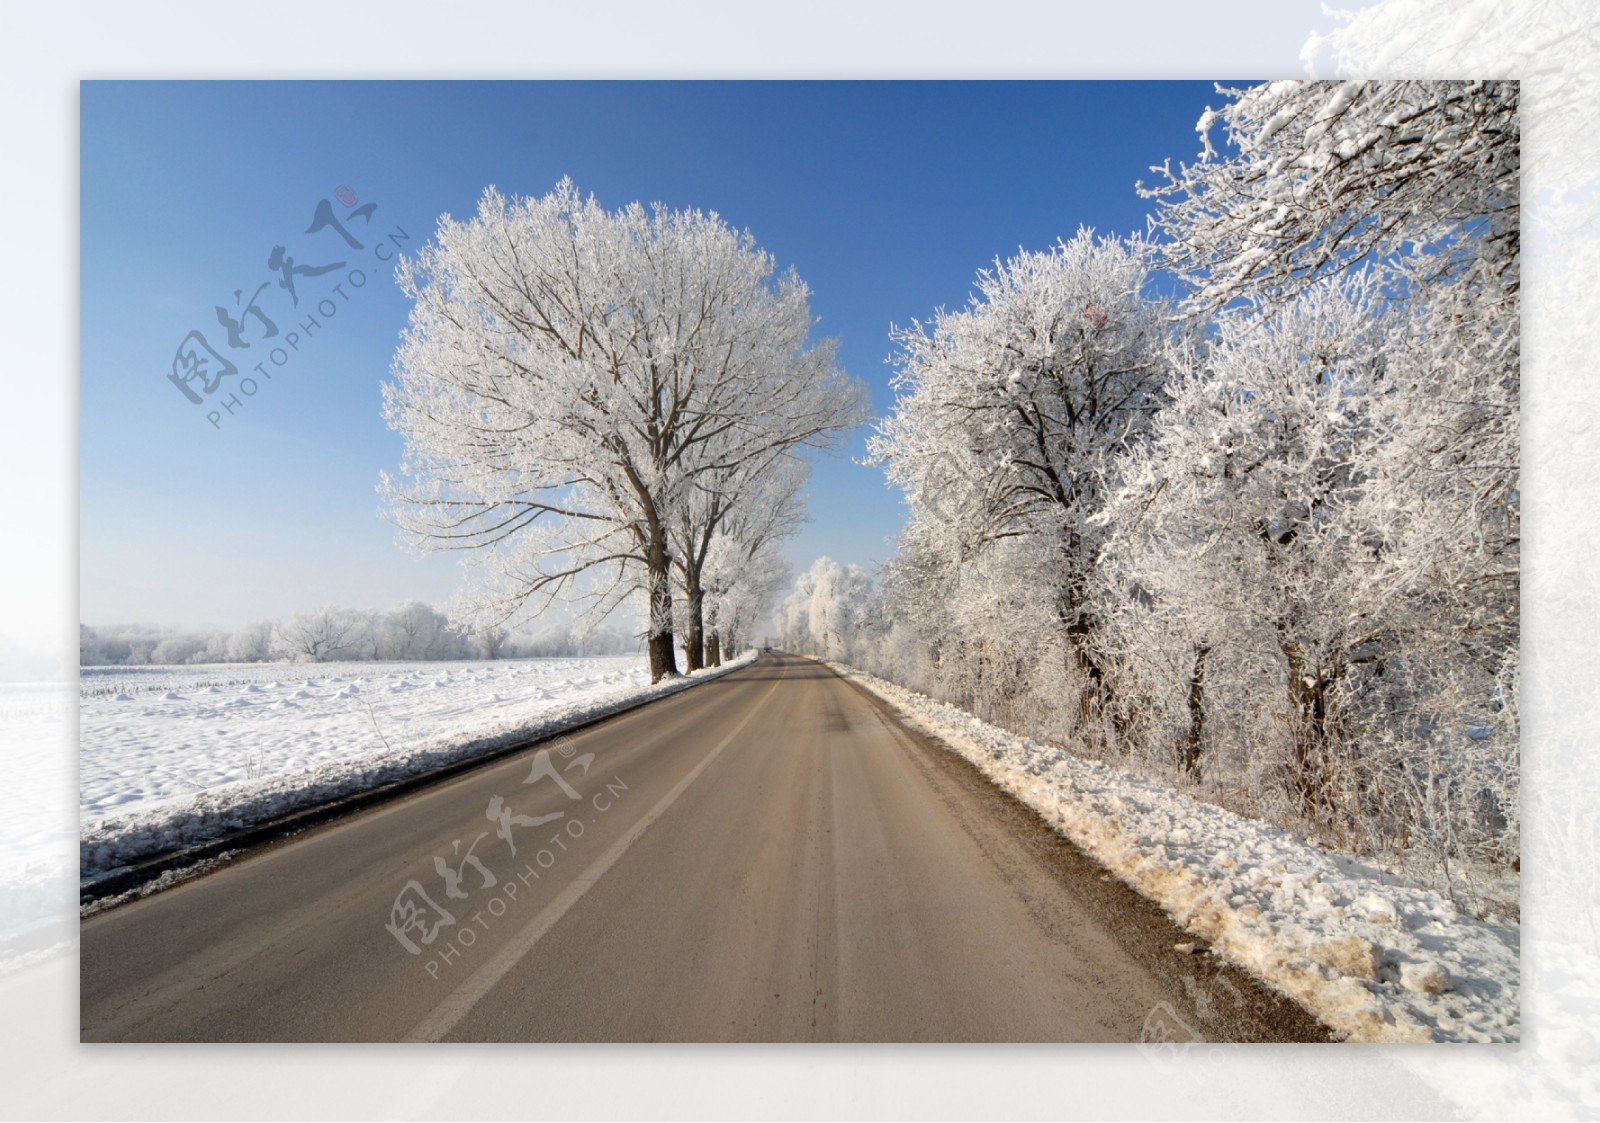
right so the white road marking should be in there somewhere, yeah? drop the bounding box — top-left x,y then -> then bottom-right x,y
403,663 -> 786,1042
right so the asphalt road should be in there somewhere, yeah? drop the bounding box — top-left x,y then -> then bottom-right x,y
80,652 -> 1331,1042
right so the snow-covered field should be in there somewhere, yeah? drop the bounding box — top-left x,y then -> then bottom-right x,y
79,653 -> 751,887
828,660 -> 1521,1046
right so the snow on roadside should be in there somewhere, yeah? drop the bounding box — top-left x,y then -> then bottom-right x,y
80,652 -> 754,888
829,661 -> 1520,1045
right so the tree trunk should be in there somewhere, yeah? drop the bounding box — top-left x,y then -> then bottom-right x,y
1061,594 -> 1127,743
646,544 -> 680,683
706,630 -> 722,667
1283,644 -> 1334,819
1066,616 -> 1103,699
648,630 -> 678,682
1183,643 -> 1211,779
681,583 -> 705,673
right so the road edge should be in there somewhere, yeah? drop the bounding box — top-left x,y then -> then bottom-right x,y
810,654 -> 1339,1044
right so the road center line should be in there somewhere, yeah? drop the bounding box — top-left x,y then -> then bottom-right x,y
403,662 -> 786,1042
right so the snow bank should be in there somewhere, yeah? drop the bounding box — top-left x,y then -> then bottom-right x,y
80,653 -> 753,888
829,661 -> 1520,1044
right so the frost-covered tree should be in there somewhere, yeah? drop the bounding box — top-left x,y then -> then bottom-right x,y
1116,78 -> 1518,863
1098,277 -> 1402,805
225,620 -> 277,663
469,625 -> 509,661
870,231 -> 1174,721
275,607 -> 371,664
1141,79 -> 1519,311
377,601 -> 463,661
383,179 -> 864,682
1098,270 -> 1515,862
673,452 -> 799,671
79,625 -> 104,665
705,537 -> 790,663
150,634 -> 207,666
690,453 -> 808,667
776,557 -> 873,662
845,78 -> 1519,886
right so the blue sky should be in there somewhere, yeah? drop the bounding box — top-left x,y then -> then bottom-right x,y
81,80 -> 1236,631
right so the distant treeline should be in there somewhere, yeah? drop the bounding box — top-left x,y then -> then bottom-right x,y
79,602 -> 638,666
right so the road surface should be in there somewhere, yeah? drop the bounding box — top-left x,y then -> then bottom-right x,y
81,652 -> 1330,1042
